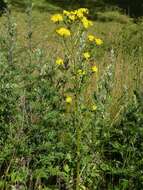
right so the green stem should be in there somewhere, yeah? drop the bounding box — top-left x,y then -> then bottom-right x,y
75,123 -> 81,190
6,5 -> 14,66
74,64 -> 81,190
27,0 -> 33,65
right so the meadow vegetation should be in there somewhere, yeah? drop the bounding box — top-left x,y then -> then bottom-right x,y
0,1 -> 143,190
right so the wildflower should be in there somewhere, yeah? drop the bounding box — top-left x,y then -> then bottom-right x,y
76,10 -> 84,18
70,10 -> 77,15
51,14 -> 63,23
83,52 -> 90,60
92,104 -> 97,111
95,38 -> 103,45
91,65 -> 98,73
77,69 -> 86,76
81,17 -> 93,29
79,8 -> 89,14
63,10 -> 71,16
76,8 -> 89,18
56,27 -> 71,37
88,34 -> 95,42
56,58 -> 64,65
66,96 -> 72,104
63,10 -> 76,21
68,14 -> 76,21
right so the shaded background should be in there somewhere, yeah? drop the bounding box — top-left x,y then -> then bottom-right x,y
0,0 -> 143,17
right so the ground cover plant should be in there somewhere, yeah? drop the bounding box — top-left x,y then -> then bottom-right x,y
0,1 -> 143,190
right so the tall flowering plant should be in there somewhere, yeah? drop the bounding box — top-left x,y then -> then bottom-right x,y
51,8 -> 103,189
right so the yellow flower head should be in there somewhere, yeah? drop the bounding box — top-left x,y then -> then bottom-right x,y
76,8 -> 89,18
66,96 -> 72,104
79,8 -> 89,14
81,17 -> 93,29
95,38 -> 103,45
92,65 -> 98,73
56,27 -> 71,37
77,69 -> 86,76
92,104 -> 97,111
51,14 -> 63,23
56,58 -> 64,65
76,11 -> 84,18
83,52 -> 90,60
63,10 -> 76,21
63,9 -> 89,22
69,14 -> 76,21
88,34 -> 95,42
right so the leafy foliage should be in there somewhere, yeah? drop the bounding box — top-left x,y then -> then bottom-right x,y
0,5 -> 143,190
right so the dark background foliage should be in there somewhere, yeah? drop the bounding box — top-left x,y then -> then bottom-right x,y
45,0 -> 143,17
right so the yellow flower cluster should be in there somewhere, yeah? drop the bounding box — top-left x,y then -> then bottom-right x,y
66,96 -> 72,104
51,8 -> 93,31
77,69 -> 86,76
81,17 -> 93,29
56,58 -> 64,65
83,52 -> 90,60
95,38 -> 103,45
91,65 -> 98,73
63,10 -> 76,21
51,14 -> 63,23
51,9 -> 101,110
88,34 -> 103,45
76,8 -> 89,17
63,8 -> 89,20
56,27 -> 71,37
88,35 -> 95,42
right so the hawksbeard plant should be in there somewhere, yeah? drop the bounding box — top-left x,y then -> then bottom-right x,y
51,8 -> 103,190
